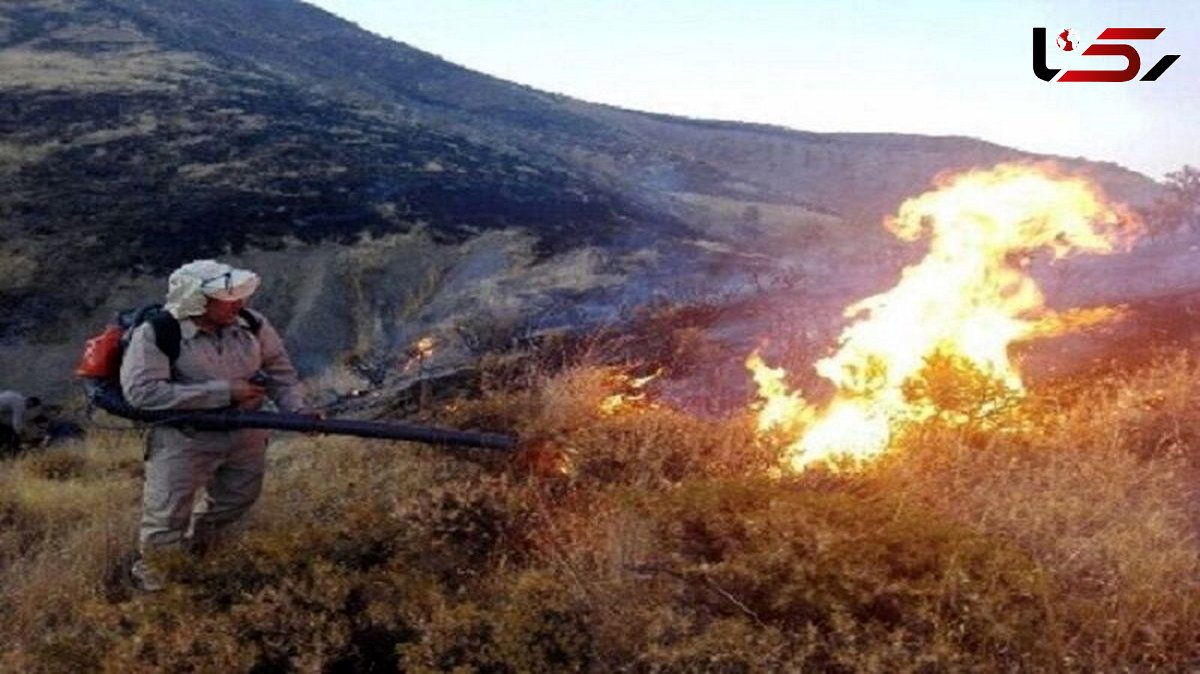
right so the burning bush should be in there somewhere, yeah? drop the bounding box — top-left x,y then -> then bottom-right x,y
748,164 -> 1141,470
444,363 -> 772,487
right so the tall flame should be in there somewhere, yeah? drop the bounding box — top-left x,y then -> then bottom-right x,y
749,163 -> 1138,470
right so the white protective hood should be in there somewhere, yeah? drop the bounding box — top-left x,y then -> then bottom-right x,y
164,259 -> 261,319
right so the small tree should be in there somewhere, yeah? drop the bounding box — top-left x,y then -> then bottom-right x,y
1154,164 -> 1200,235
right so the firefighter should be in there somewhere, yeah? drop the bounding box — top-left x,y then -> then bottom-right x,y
121,260 -> 310,591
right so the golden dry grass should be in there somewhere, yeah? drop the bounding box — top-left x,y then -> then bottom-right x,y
872,352 -> 1200,669
0,430 -> 142,652
1,350 -> 1198,671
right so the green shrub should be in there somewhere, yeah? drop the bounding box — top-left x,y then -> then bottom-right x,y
636,617 -> 793,673
399,601 -> 505,673
630,479 -> 1054,672
400,570 -> 595,674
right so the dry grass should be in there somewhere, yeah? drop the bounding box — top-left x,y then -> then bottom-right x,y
0,47 -> 211,92
873,352 -> 1200,669
0,141 -> 60,176
2,350 -> 1199,671
0,430 -> 141,653
0,246 -> 38,291
673,190 -> 842,243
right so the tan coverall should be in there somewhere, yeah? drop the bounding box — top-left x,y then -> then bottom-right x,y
120,310 -> 305,551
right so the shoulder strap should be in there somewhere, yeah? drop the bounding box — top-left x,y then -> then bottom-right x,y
148,311 -> 182,363
239,308 -> 263,335
142,309 -> 260,364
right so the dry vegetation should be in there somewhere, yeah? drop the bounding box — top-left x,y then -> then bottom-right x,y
0,47 -> 210,92
0,246 -> 38,292
2,344 -> 1200,672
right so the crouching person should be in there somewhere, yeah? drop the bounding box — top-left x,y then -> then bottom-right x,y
0,391 -> 40,455
120,260 -> 309,591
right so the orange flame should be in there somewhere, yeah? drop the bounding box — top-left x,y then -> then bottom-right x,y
414,336 -> 436,356
599,368 -> 663,416
745,351 -> 811,436
748,163 -> 1139,470
401,336 -> 436,375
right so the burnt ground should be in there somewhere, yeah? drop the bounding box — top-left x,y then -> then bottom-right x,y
603,286 -> 1200,417
1022,288 -> 1200,388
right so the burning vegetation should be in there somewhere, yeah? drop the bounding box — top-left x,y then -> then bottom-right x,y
401,336 -> 437,376
598,367 -> 662,417
749,163 -> 1141,470
5,164 -> 1200,671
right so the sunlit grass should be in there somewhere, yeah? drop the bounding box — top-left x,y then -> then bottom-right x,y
2,350 -> 1199,671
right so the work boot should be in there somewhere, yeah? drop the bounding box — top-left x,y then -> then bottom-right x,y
130,556 -> 166,593
187,520 -> 228,558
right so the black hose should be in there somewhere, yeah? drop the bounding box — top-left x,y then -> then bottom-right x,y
84,380 -> 517,451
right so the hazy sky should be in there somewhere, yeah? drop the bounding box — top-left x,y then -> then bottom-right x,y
302,0 -> 1196,180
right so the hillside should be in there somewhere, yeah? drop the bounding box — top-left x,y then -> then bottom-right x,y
0,0 -> 1167,401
